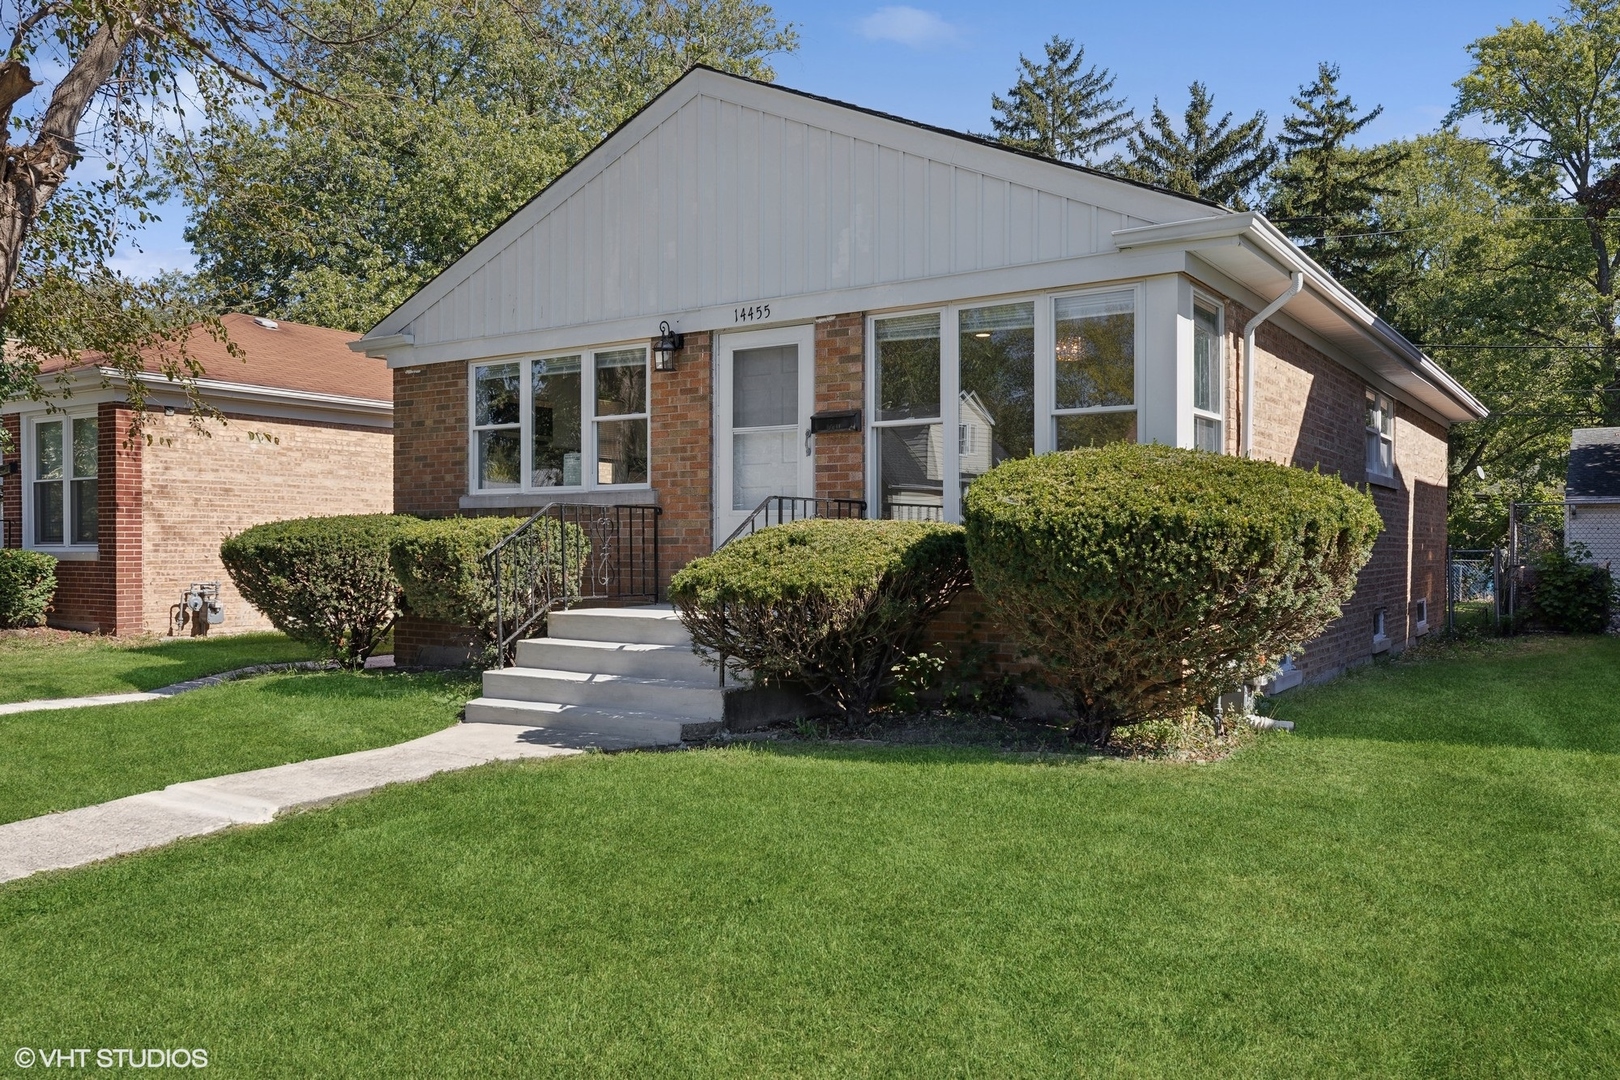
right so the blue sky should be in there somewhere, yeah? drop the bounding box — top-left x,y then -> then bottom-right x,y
115,0 -> 1544,279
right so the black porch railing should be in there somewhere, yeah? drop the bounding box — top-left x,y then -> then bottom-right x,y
486,503 -> 661,665
721,495 -> 866,547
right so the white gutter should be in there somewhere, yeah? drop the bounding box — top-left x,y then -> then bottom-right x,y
125,370 -> 392,414
349,332 -> 412,359
1241,271 -> 1304,458
1113,213 -> 1489,425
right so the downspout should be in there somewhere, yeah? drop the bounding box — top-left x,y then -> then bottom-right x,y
1241,271 -> 1305,458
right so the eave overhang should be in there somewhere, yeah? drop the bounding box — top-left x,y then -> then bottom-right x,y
1113,212 -> 1488,425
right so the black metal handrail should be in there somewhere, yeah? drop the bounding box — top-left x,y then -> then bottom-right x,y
487,502 -> 662,665
721,495 -> 866,546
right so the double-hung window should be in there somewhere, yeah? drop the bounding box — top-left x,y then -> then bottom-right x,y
1192,299 -> 1223,453
470,345 -> 649,493
870,287 -> 1138,523
29,413 -> 98,549
1365,390 -> 1394,481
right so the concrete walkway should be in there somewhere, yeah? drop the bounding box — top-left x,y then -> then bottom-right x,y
0,659 -> 353,717
0,722 -> 604,885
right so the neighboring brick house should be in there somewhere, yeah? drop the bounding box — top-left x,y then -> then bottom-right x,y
354,66 -> 1485,686
2,314 -> 392,635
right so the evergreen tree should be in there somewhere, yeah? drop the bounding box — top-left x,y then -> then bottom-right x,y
1266,63 -> 1406,306
1116,82 -> 1276,207
989,36 -> 1133,164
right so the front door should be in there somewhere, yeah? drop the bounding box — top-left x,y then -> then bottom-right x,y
715,323 -> 816,547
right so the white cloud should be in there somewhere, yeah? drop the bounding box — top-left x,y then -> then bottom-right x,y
857,6 -> 961,49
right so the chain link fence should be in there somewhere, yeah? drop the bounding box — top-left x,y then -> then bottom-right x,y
1447,547 -> 1500,635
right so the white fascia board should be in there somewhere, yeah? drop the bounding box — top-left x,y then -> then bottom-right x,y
1115,213 -> 1489,424
1181,251 -> 1452,429
1565,496 -> 1620,505
5,368 -> 390,423
375,246 -> 1192,369
129,372 -> 391,417
350,333 -> 412,359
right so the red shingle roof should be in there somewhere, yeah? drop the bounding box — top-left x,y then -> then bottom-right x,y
41,313 -> 390,403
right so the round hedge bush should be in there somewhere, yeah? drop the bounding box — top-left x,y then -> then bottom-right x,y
390,515 -> 589,657
220,514 -> 413,666
964,444 -> 1382,744
0,549 -> 57,628
670,519 -> 971,721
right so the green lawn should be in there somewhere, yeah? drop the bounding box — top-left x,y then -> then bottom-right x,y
3,638 -> 1619,1076
0,669 -> 474,824
0,630 -> 320,702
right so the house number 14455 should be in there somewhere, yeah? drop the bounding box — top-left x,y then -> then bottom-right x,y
733,303 -> 771,323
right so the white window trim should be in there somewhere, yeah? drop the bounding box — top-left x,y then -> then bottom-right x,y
1049,284 -> 1143,450
1366,388 -> 1396,485
1191,290 -> 1225,453
22,408 -> 99,557
466,342 -> 653,496
864,284 -> 1144,524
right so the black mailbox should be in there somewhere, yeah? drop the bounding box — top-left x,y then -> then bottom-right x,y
809,409 -> 862,434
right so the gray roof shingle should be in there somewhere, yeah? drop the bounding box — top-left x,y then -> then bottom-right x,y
1567,427 -> 1620,498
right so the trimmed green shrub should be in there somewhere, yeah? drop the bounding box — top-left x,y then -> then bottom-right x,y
389,516 -> 588,653
670,519 -> 972,722
1526,543 -> 1614,634
0,549 -> 57,628
964,444 -> 1382,745
220,514 -> 412,666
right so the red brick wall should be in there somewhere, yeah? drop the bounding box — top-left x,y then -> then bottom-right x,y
650,332 -> 713,588
394,363 -> 466,517
101,403 -> 143,634
6,404 -> 142,634
1,414 -> 19,551
814,313 -> 865,502
1233,300 -> 1452,682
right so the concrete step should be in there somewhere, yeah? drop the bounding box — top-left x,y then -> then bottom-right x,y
462,698 -> 715,744
481,667 -> 726,720
548,605 -> 689,646
514,637 -> 714,681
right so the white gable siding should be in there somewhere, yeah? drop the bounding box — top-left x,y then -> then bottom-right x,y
401,88 -> 1198,349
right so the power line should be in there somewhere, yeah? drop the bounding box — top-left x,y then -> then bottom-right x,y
1419,343 -> 1610,350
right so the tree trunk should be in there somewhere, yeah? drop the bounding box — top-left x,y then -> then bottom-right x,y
0,21 -> 126,321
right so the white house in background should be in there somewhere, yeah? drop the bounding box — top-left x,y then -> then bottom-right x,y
1566,427 -> 1620,577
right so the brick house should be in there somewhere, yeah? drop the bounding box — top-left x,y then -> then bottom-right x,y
354,66 -> 1485,688
2,314 -> 392,635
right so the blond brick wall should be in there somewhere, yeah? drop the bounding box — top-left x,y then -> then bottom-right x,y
140,411 -> 392,635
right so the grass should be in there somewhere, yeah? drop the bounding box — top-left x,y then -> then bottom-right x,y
3,636 -> 1620,1076
0,630 -> 320,702
0,669 -> 475,824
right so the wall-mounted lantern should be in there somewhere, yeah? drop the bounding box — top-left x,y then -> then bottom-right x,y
653,320 -> 684,371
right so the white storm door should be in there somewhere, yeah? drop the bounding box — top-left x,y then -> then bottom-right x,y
715,323 -> 816,547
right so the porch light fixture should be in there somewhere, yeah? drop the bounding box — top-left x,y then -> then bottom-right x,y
653,320 -> 684,371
